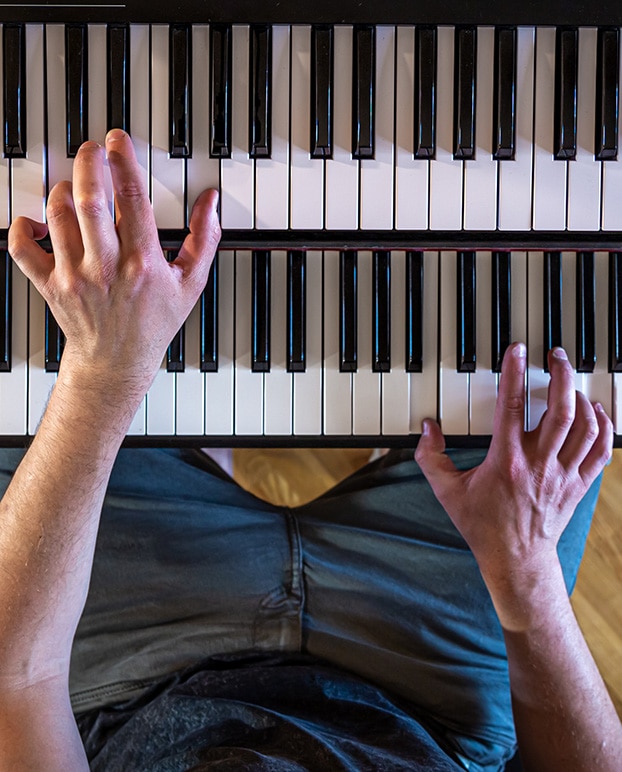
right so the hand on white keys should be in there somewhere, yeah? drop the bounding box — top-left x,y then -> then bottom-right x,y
8,130 -> 221,402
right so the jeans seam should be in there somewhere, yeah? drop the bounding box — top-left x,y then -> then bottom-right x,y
286,508 -> 305,653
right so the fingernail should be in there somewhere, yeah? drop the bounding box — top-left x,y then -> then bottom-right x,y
552,347 -> 567,360
595,402 -> 604,413
513,342 -> 526,358
107,128 -> 126,143
421,419 -> 430,435
210,190 -> 220,214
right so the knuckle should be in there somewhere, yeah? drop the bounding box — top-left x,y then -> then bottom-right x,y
115,180 -> 147,201
74,192 -> 109,219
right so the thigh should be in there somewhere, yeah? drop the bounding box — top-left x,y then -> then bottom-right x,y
70,448 -> 303,714
296,449 -> 601,772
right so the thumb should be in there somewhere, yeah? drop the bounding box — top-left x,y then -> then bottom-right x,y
415,419 -> 460,492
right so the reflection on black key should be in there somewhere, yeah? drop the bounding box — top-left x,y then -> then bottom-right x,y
352,25 -> 375,160
166,251 -> 185,372
45,306 -> 65,373
373,251 -> 390,372
493,27 -> 516,161
543,251 -> 563,371
457,251 -> 476,372
340,251 -> 357,372
554,27 -> 578,161
249,24 -> 271,159
609,252 -> 622,372
576,251 -> 596,373
311,25 -> 333,159
454,27 -> 476,160
66,24 -> 88,158
210,25 -> 232,158
414,26 -> 436,159
0,250 -> 10,372
200,254 -> 218,372
405,251 -> 423,373
169,24 -> 192,158
252,250 -> 270,373
491,252 -> 511,372
595,28 -> 619,161
287,251 -> 306,372
3,24 -> 26,158
107,24 -> 130,133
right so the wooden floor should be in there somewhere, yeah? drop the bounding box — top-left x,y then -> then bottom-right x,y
234,446 -> 622,718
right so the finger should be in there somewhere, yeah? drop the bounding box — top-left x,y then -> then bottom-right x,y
537,347 -> 576,455
72,140 -> 117,259
46,181 -> 83,266
172,189 -> 221,291
8,217 -> 52,285
105,129 -> 158,255
490,342 -> 527,453
557,390 -> 599,469
578,402 -> 614,487
414,418 -> 460,494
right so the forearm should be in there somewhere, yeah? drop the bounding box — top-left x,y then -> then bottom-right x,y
0,363 -> 144,688
491,563 -> 622,771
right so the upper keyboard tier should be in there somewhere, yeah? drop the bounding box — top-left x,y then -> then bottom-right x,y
2,1 -> 622,26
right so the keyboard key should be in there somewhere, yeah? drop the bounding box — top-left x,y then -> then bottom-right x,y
526,251 -> 549,430
235,250 -> 264,435
491,251 -> 511,372
576,251 -> 596,373
470,251 -> 498,435
543,251 -> 563,371
595,27 -> 619,161
3,23 -> 26,157
340,250 -> 357,372
65,23 -> 88,157
200,254 -> 218,373
381,250 -> 409,435
352,24 -> 375,159
457,251 -> 476,373
0,252 -> 27,434
610,252 -> 622,373
293,249 -> 322,434
601,26 -> 622,229
106,23 -> 130,132
439,251 -> 469,434
453,26 -> 476,160
264,249 -> 293,435
554,27 -> 578,161
205,250 -> 234,435
324,250 -> 352,435
45,306 -> 64,373
252,249 -> 271,373
493,26 -> 516,160
175,296 -> 204,436
372,250 -> 391,373
353,250 -> 381,434
287,250 -> 305,372
210,24 -> 232,158
0,250 -> 10,371
169,23 -> 192,158
249,24 -> 271,159
414,26 -> 436,159
310,25 -> 333,159
405,250 -> 424,372
410,251 -> 439,432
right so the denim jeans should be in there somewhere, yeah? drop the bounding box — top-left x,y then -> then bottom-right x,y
0,447 -> 600,772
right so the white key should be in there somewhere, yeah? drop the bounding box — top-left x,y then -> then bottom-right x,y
395,27 -> 428,230
560,251 -> 582,392
360,26 -> 394,230
498,28 -> 535,230
325,26 -> 358,230
88,25 -> 107,144
381,251 -> 410,435
264,250 -> 293,434
234,250 -> 263,435
353,251 -> 381,433
510,251 -> 528,430
526,251 -> 549,430
0,31 -> 8,227
469,252 -> 498,434
438,251 -> 469,434
0,259 -> 28,434
11,24 -> 46,224
220,25 -> 254,229
409,251 -> 439,433
187,25 -> 220,220
533,27 -> 567,230
583,252 -> 612,417
323,250 -> 352,434
464,27 -> 497,231
129,25 -> 150,190
151,25 -> 185,228
255,26 -> 290,229
567,28 -> 601,231
430,27 -> 462,230
290,25 -> 323,229
602,30 -> 622,230
293,251 -> 322,434
46,25 -> 74,188
205,251 -> 235,435
175,302 -> 205,435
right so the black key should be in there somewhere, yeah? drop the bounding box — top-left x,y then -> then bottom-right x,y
0,250 -> 10,372
554,27 -> 578,161
169,24 -> 192,158
372,251 -> 391,373
493,27 -> 516,161
543,251 -> 563,371
609,252 -> 622,373
45,306 -> 65,373
456,251 -> 476,372
200,254 -> 218,372
65,24 -> 88,158
3,24 -> 26,158
595,28 -> 619,161
311,25 -> 333,159
405,251 -> 424,373
210,24 -> 232,158
491,251 -> 511,372
454,27 -> 476,160
413,26 -> 436,159
107,24 -> 130,133
352,25 -> 375,160
340,251 -> 357,372
252,250 -> 270,373
576,251 -> 596,373
287,251 -> 306,372
166,251 -> 185,372
249,24 -> 271,159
